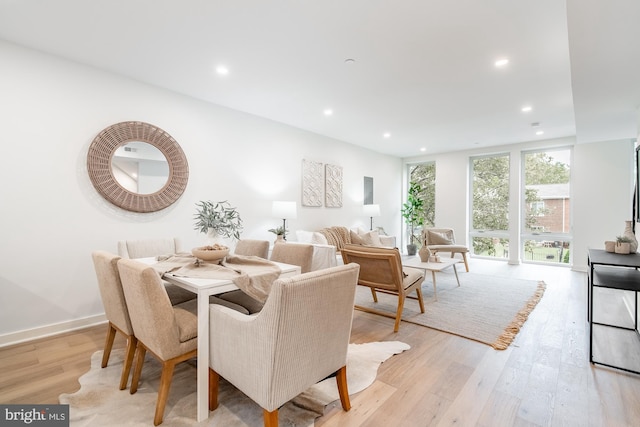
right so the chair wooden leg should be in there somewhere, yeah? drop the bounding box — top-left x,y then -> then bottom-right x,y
101,323 -> 117,368
335,366 -> 351,411
462,252 -> 469,272
130,342 -> 146,395
153,360 -> 176,426
394,295 -> 406,332
370,288 -> 378,303
415,287 -> 425,313
209,368 -> 219,411
119,335 -> 137,390
263,409 -> 278,427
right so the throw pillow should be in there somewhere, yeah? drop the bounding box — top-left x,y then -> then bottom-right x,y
428,230 -> 453,245
310,232 -> 328,245
361,230 -> 383,247
350,230 -> 366,245
296,230 -> 314,243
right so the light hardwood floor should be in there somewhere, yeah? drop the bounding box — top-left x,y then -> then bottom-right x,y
1,259 -> 639,426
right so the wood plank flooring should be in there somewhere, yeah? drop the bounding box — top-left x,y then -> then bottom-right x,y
1,259 -> 640,426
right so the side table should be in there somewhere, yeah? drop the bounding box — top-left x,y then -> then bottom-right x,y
587,248 -> 640,374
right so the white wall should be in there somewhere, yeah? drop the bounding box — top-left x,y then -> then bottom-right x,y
0,41 -> 402,344
405,137 -> 636,271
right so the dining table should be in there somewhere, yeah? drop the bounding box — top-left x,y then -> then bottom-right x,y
137,256 -> 301,422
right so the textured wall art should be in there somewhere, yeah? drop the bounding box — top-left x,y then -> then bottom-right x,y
301,159 -> 323,207
325,164 -> 343,207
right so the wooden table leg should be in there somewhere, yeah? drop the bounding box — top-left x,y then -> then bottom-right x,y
431,270 -> 438,301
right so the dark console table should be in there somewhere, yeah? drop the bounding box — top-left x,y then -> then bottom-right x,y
587,248 -> 640,374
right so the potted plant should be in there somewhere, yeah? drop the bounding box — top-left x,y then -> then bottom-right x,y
268,225 -> 287,244
401,181 -> 425,256
193,200 -> 243,243
615,235 -> 632,254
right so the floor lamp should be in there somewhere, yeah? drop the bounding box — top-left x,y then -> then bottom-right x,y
272,201 -> 297,240
363,204 -> 381,231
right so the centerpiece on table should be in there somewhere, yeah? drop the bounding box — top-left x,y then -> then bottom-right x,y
193,200 -> 243,261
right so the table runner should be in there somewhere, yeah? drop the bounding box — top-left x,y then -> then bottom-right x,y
152,253 -> 282,303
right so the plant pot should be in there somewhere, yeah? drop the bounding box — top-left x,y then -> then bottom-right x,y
604,241 -> 616,253
615,242 -> 630,254
407,244 -> 417,256
274,235 -> 285,245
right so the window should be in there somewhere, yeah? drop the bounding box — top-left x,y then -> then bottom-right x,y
408,162 -> 436,228
522,148 -> 572,265
470,154 -> 510,259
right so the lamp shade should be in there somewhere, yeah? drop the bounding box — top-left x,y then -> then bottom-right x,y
272,201 -> 297,219
363,204 -> 381,217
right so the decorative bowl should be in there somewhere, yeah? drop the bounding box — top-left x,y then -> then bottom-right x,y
192,245 -> 229,261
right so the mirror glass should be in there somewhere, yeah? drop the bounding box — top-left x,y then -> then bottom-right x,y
112,142 -> 169,194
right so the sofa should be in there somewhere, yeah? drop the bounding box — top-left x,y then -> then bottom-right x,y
295,226 -> 397,270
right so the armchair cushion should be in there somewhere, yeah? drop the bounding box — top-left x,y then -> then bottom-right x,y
427,230 -> 454,245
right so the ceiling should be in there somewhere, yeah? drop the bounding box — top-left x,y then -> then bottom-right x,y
0,0 -> 638,158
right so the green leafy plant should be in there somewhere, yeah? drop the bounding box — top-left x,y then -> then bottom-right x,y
268,226 -> 287,236
401,181 -> 425,246
616,235 -> 632,244
193,200 -> 243,240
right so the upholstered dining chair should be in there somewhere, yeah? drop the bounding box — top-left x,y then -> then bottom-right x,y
423,227 -> 470,272
270,242 -> 314,273
117,258 -> 198,426
217,239 -> 272,314
91,251 -> 137,390
340,244 -> 425,332
117,237 -> 195,305
117,237 -> 182,259
233,239 -> 269,259
208,263 -> 360,427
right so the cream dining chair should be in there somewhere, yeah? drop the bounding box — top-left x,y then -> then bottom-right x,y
208,263 -> 360,427
117,237 -> 196,305
234,239 -> 270,259
219,242 -> 315,314
117,258 -> 198,426
91,251 -> 137,390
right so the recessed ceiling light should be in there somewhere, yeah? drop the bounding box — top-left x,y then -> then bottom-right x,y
495,58 -> 509,68
383,132 -> 391,138
323,109 -> 333,116
521,106 -> 532,112
215,65 -> 229,75
420,147 -> 426,152
536,130 -> 544,135
344,58 -> 355,64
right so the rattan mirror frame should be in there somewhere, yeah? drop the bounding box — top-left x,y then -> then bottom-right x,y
87,121 -> 189,213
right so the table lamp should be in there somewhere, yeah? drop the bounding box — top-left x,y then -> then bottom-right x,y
363,204 -> 381,230
272,201 -> 297,240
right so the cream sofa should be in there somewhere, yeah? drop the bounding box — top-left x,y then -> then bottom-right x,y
295,226 -> 396,270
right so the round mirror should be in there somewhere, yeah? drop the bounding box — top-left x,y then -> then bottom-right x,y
87,121 -> 188,213
112,142 -> 169,194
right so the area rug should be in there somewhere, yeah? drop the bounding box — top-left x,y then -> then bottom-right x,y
355,272 -> 545,350
59,341 -> 409,426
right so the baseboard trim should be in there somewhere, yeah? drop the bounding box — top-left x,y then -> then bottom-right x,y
0,314 -> 107,348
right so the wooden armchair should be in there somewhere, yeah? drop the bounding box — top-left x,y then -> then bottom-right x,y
423,227 -> 470,272
340,244 -> 425,332
208,264 -> 360,427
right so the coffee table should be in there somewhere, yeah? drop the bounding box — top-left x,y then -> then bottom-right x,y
402,256 -> 462,301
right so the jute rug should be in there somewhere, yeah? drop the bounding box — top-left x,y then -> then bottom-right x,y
355,272 -> 546,350
59,341 -> 409,426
